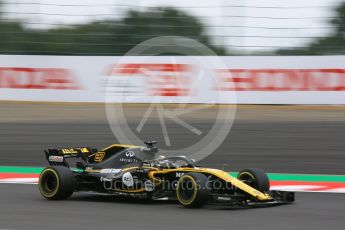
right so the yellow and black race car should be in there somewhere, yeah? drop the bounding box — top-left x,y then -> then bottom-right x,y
38,141 -> 294,208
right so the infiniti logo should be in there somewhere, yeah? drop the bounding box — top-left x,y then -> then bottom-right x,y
125,151 -> 135,157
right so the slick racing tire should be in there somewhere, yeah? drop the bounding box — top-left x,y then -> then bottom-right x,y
38,166 -> 75,200
237,168 -> 270,193
176,173 -> 210,208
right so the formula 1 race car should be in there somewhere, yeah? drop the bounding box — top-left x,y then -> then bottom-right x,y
38,141 -> 294,208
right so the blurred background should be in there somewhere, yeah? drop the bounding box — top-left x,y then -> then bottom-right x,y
0,0 -> 345,171
1,2 -> 345,229
1,0 -> 345,55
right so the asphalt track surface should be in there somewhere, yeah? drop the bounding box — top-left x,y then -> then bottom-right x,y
1,121 -> 345,174
0,184 -> 344,230
1,103 -> 345,229
1,103 -> 345,174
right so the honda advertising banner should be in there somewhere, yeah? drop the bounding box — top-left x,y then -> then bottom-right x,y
1,55 -> 345,104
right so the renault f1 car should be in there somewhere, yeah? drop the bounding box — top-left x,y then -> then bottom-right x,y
38,141 -> 294,208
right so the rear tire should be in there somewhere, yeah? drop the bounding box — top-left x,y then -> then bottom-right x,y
176,173 -> 210,208
38,166 -> 75,200
237,168 -> 270,193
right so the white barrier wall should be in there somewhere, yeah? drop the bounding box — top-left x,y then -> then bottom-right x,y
1,55 -> 345,104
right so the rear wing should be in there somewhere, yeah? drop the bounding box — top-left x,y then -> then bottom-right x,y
44,147 -> 97,167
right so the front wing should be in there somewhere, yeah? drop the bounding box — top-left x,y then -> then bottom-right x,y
211,190 -> 295,207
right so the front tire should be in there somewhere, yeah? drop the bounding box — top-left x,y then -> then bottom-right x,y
176,173 -> 210,208
38,166 -> 75,200
237,168 -> 270,193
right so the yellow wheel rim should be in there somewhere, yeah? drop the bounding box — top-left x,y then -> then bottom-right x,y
38,168 -> 60,198
176,175 -> 198,205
